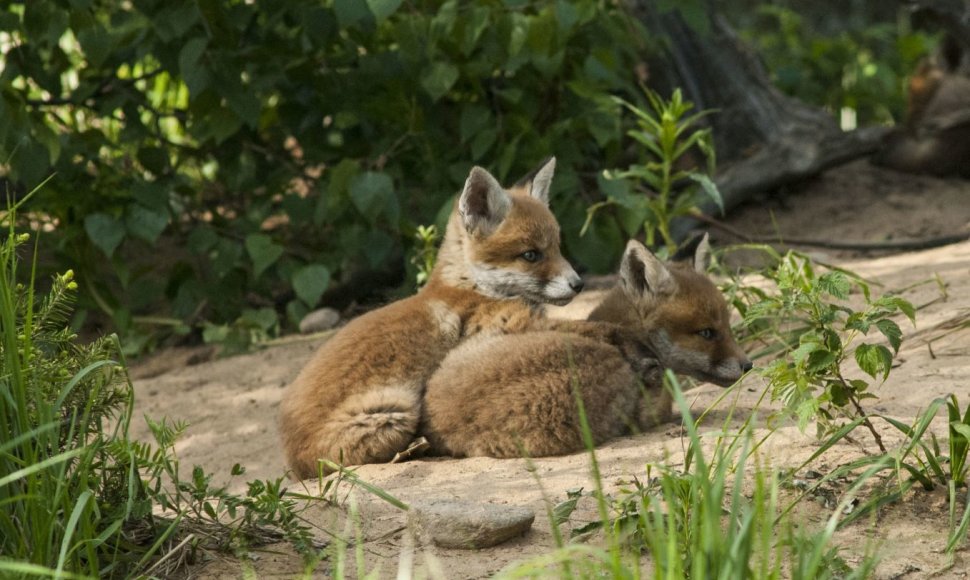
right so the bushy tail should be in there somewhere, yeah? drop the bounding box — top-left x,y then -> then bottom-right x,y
286,386 -> 421,479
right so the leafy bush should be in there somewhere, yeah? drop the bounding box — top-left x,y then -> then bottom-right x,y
2,0 -> 646,349
739,4 -> 935,125
736,251 -> 914,450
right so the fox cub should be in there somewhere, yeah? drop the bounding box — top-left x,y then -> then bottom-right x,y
872,36 -> 970,177
279,158 -> 584,479
421,235 -> 752,459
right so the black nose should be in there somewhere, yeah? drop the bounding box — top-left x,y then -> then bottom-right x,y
741,360 -> 753,373
569,278 -> 584,293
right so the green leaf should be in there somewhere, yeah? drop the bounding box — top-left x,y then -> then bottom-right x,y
366,0 -> 402,21
84,213 -> 126,257
334,0 -> 371,28
77,25 -> 113,68
806,349 -> 837,374
125,204 -> 169,244
552,496 -> 579,525
817,272 -> 851,300
686,173 -> 723,213
188,226 -> 219,254
951,422 -> 970,442
240,307 -> 278,331
202,323 -> 229,344
179,37 -> 210,96
421,62 -> 459,102
875,319 -> 903,353
854,343 -> 893,380
888,296 -> 917,323
470,127 -> 497,160
293,264 -> 331,308
597,171 -> 639,210
362,230 -> 393,268
349,171 -> 396,223
245,234 -> 284,279
137,146 -> 169,175
221,78 -> 262,127
460,106 -> 492,143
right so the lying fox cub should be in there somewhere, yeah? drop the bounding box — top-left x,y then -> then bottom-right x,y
280,158 -> 586,479
422,235 -> 752,458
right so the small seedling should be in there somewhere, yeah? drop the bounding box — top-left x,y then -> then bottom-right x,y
584,88 -> 722,256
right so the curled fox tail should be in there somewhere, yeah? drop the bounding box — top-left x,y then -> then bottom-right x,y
284,385 -> 421,479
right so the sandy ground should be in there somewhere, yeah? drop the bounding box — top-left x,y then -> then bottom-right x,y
128,160 -> 970,578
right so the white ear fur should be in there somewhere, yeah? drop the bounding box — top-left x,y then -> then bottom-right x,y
693,233 -> 711,273
619,240 -> 676,299
458,166 -> 511,236
528,156 -> 556,206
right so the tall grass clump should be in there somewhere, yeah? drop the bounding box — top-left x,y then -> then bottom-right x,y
1,197 -> 323,577
0,200 -> 142,577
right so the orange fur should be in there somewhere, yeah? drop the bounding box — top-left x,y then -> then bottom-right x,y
422,236 -> 752,459
279,159 -> 583,478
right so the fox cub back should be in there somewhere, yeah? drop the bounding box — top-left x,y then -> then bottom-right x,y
422,235 -> 751,459
279,158 -> 583,479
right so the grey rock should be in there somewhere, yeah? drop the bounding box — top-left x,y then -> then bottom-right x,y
408,499 -> 534,549
299,307 -> 340,334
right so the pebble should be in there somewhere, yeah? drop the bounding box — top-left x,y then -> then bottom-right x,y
299,307 -> 340,334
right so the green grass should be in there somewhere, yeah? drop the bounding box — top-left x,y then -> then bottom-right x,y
0,196 -> 324,577
1,194 -> 142,577
497,374 -> 881,579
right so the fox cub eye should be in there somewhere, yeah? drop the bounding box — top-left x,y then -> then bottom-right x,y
520,250 -> 542,263
698,328 -> 717,340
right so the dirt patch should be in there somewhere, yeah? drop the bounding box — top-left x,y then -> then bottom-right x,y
130,160 -> 970,578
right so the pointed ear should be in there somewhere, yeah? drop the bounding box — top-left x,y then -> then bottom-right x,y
619,240 -> 676,299
671,233 -> 711,273
527,156 -> 555,205
459,166 -> 511,236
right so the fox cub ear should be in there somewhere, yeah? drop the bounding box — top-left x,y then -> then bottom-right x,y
459,166 -> 511,236
528,156 -> 556,205
671,232 -> 711,273
512,156 -> 556,206
620,239 -> 676,299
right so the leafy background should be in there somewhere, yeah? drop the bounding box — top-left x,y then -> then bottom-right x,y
0,0 -> 931,353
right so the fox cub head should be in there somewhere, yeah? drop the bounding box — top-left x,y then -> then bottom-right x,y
454,157 -> 583,305
604,235 -> 751,387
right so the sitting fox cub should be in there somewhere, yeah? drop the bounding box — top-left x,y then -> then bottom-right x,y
279,158 -> 585,479
422,235 -> 751,458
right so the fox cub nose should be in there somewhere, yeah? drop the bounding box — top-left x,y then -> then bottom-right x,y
740,360 -> 753,373
568,276 -> 584,293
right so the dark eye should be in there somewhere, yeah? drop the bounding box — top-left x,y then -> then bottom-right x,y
698,328 -> 717,340
520,250 -> 542,263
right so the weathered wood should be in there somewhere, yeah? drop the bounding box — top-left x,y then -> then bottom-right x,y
630,5 -> 890,216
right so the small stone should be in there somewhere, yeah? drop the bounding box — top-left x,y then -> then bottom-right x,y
408,499 -> 535,549
299,308 -> 340,334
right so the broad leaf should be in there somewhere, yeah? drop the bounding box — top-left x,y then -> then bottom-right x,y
293,264 -> 331,308
349,171 -> 396,223
178,37 -> 209,96
854,343 -> 893,380
366,0 -> 402,22
875,319 -> 903,353
125,204 -> 168,244
245,234 -> 284,279
421,62 -> 459,102
84,213 -> 125,257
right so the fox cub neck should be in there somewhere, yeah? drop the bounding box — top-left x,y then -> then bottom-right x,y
428,158 -> 583,306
